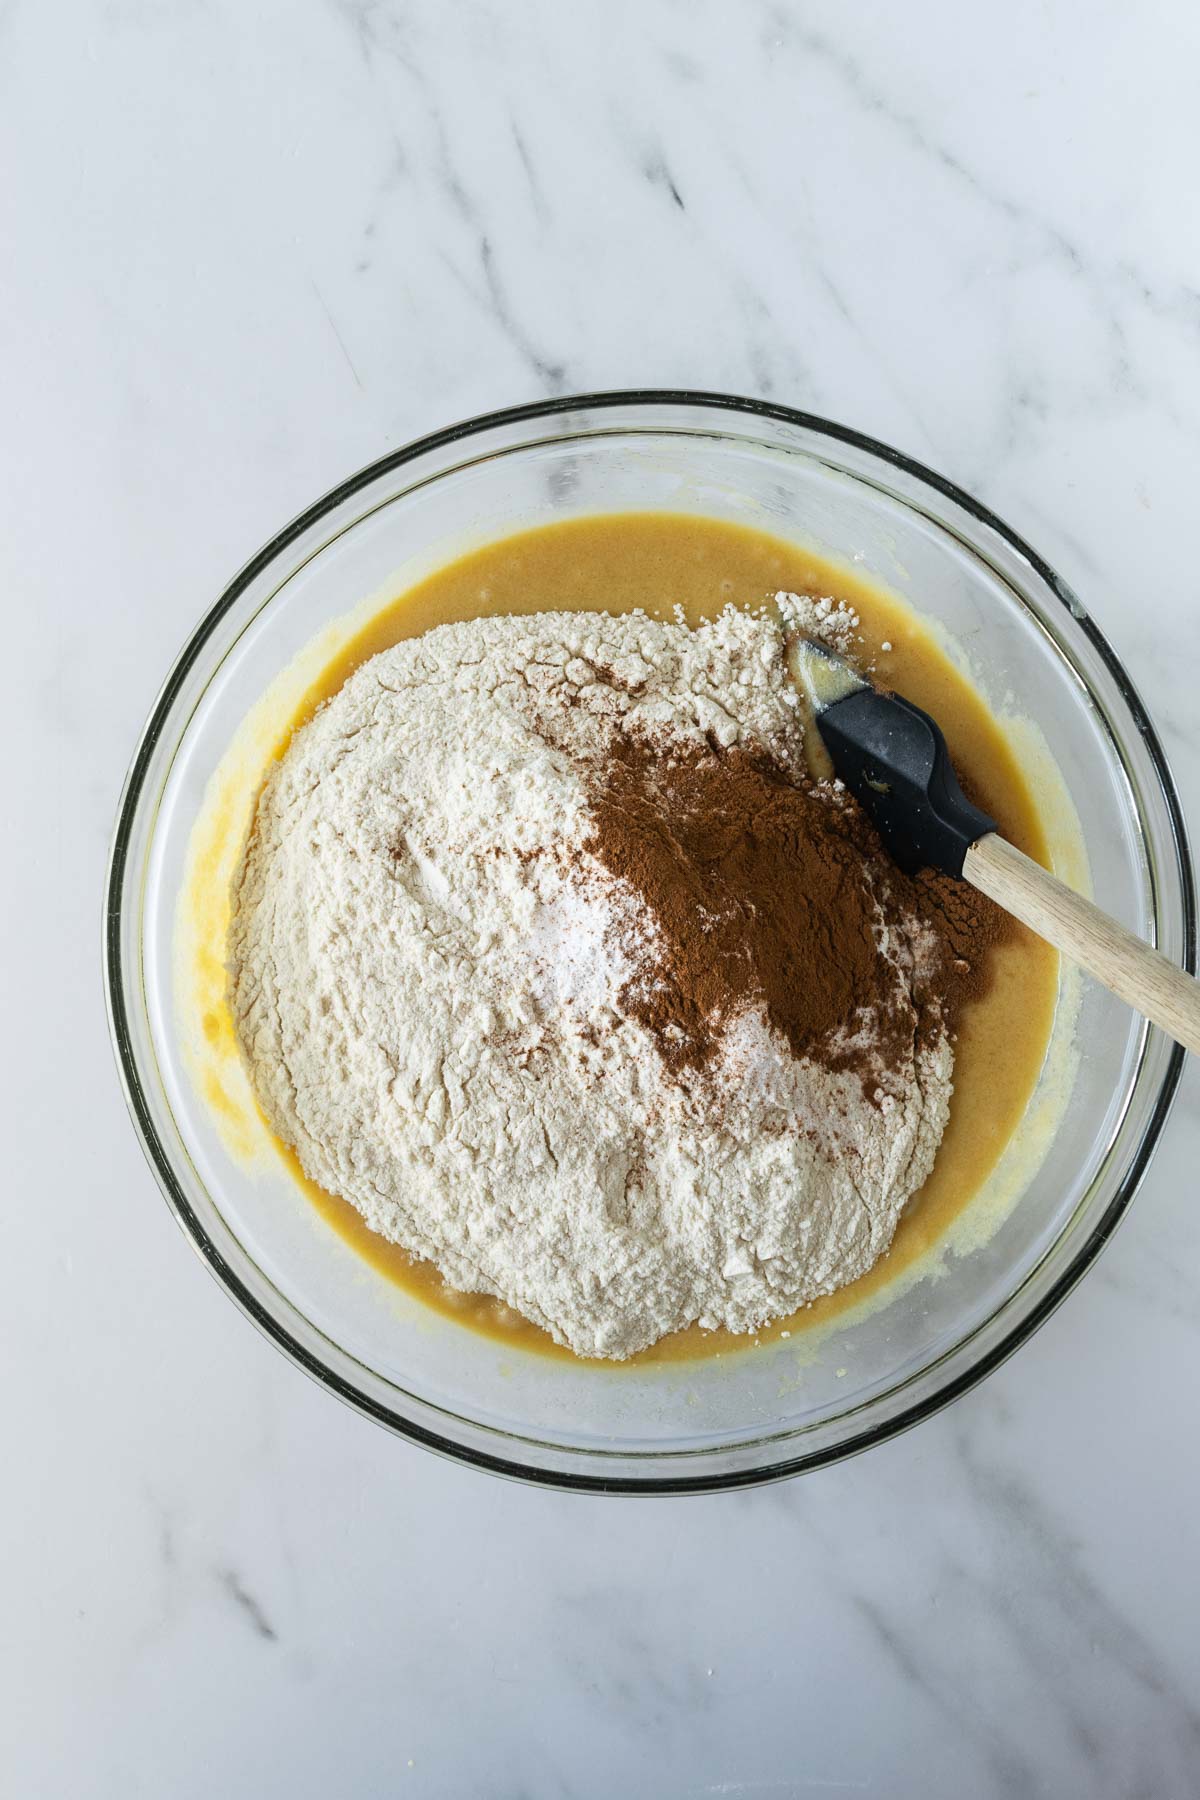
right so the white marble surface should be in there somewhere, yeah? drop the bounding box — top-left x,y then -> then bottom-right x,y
4,1 -> 1200,1793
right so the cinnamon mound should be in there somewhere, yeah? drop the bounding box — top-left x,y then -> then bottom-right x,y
585,735 -> 1005,1085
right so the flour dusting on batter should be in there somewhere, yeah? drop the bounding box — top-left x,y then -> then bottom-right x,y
229,604 -> 957,1359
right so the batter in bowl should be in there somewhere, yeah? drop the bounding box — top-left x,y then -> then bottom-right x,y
202,514 -> 1059,1360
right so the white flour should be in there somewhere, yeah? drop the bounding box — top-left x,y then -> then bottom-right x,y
230,606 -> 952,1358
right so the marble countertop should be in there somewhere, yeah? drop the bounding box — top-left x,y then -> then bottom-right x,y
5,2 -> 1200,1794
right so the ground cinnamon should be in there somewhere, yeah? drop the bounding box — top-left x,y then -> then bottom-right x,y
584,734 -> 1009,1085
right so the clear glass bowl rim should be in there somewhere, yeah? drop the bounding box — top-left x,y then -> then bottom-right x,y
103,388 -> 1197,1494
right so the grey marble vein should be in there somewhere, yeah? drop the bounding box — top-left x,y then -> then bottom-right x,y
764,12 -> 1200,351
640,145 -> 687,212
850,1591 -> 1039,1797
309,279 -> 366,391
510,119 -> 551,228
215,1567 -> 279,1643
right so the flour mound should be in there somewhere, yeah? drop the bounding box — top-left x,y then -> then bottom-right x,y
229,608 -> 952,1359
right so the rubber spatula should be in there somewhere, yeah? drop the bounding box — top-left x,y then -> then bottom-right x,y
787,636 -> 1200,1056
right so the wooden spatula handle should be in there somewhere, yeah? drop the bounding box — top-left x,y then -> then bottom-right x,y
963,833 -> 1200,1056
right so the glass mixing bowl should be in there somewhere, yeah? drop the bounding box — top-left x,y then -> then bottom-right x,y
104,392 -> 1194,1492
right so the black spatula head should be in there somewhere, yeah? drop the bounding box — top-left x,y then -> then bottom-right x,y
818,686 -> 996,877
